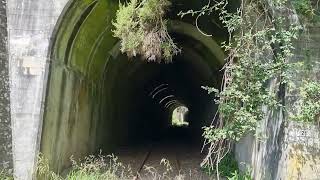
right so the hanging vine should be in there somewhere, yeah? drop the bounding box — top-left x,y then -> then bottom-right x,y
179,0 -> 312,178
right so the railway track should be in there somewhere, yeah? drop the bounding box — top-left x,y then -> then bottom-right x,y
133,143 -> 182,179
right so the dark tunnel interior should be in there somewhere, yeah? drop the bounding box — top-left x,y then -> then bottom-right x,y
117,46 -> 221,146
39,0 -> 237,172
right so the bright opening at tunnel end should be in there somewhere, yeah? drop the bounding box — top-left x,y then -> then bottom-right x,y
171,106 -> 189,127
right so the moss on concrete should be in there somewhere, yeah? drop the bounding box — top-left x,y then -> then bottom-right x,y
41,0 -> 226,173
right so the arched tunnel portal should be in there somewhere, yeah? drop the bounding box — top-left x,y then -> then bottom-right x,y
40,0 -> 229,172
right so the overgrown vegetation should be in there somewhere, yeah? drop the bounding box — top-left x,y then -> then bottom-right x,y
292,81 -> 320,122
202,152 -> 239,178
217,152 -> 239,178
292,0 -> 320,21
227,169 -> 252,180
36,154 -> 207,180
37,154 -> 134,180
0,170 -> 13,180
179,0 -> 318,178
201,152 -> 252,180
112,0 -> 180,63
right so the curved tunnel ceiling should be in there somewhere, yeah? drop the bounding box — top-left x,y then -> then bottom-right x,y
41,0 -> 228,172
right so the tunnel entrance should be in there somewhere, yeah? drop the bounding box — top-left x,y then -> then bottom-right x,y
110,51 -> 222,177
40,0 -> 228,174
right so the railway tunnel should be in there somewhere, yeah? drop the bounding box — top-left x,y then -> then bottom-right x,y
40,0 -> 232,173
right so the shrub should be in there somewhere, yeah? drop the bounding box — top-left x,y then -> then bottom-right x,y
292,81 -> 320,122
112,0 -> 180,63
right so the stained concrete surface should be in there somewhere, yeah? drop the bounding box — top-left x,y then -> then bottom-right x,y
2,0 -> 320,179
0,0 -> 13,172
7,0 -> 68,178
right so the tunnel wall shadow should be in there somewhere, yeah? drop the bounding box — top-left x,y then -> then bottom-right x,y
40,0 -> 226,172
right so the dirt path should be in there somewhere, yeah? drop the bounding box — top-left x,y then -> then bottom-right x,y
115,141 -> 213,180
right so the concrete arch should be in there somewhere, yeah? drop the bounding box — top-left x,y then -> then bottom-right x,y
40,0 -> 226,172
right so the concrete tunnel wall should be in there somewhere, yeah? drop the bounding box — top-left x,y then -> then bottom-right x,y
40,0 -> 227,172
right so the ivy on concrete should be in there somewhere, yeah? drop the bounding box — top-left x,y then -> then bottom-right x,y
112,0 -> 180,63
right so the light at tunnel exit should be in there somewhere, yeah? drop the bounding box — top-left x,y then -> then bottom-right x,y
171,106 -> 189,127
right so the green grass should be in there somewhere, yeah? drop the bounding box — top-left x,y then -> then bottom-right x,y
0,170 -> 13,180
36,154 -> 209,180
201,152 -> 252,180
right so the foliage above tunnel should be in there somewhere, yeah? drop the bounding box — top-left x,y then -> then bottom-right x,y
112,0 -> 180,63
